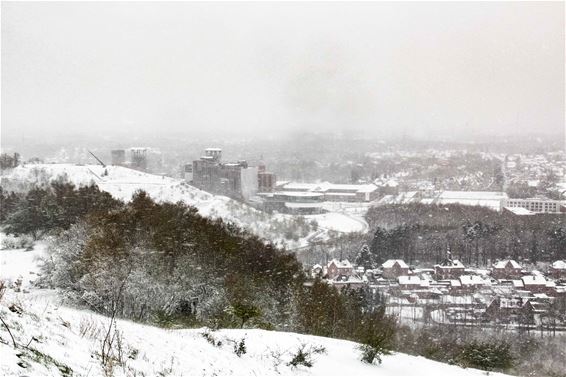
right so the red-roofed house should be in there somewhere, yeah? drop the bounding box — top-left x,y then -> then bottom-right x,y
435,260 -> 466,279
492,260 -> 523,279
381,259 -> 409,279
326,259 -> 354,280
549,260 -> 566,279
485,297 -> 535,325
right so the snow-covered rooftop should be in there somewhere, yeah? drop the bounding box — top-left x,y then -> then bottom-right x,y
382,259 -> 409,268
274,191 -> 325,198
438,191 -> 508,200
284,202 -> 323,209
449,279 -> 462,287
521,275 -> 547,285
328,259 -> 353,269
459,275 -> 487,285
436,259 -> 465,268
398,276 -> 430,287
278,181 -> 378,194
493,260 -> 522,269
498,297 -> 527,309
503,207 -> 535,215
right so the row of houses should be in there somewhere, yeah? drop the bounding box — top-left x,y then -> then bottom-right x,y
312,258 -> 566,327
316,258 -> 566,291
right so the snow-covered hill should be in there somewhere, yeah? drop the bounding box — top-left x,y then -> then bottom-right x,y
0,244 -> 508,377
1,164 -> 366,248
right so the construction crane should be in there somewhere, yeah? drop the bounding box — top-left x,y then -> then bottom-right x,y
88,150 -> 106,168
88,150 -> 108,176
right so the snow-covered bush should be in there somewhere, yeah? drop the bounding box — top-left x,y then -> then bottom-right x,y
1,234 -> 34,250
201,329 -> 223,347
287,344 -> 326,368
357,307 -> 395,365
458,340 -> 514,371
41,192 -> 304,333
233,338 -> 246,357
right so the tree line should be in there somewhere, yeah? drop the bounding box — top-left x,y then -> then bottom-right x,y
363,204 -> 565,267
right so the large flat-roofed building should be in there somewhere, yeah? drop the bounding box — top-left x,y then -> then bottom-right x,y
431,191 -> 509,212
258,191 -> 324,214
274,181 -> 380,202
378,190 -> 509,211
379,190 -> 566,214
504,198 -> 565,214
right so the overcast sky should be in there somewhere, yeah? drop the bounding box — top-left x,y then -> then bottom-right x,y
2,1 -> 564,141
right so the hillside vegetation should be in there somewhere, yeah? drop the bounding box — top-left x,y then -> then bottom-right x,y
364,203 -> 565,267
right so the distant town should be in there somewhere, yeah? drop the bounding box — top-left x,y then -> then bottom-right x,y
2,141 -> 565,336
89,145 -> 566,216
311,255 -> 566,332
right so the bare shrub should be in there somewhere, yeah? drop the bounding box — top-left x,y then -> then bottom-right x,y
287,344 -> 326,368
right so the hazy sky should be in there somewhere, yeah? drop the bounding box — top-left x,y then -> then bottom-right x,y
2,1 -> 564,141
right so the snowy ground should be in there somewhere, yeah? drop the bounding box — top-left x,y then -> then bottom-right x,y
1,164 -> 368,248
0,241 -> 510,376
305,212 -> 368,234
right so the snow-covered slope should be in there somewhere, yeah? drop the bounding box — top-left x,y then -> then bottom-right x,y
1,164 -> 366,247
0,244 -> 509,377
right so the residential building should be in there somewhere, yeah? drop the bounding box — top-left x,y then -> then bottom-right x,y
484,297 -> 534,325
381,259 -> 409,279
549,260 -> 566,279
492,260 -> 523,279
327,259 -> 354,280
435,259 -> 466,280
398,275 -> 429,289
459,275 -> 489,292
331,274 -> 366,290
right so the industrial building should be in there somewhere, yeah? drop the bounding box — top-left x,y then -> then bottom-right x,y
432,191 -> 509,211
378,190 -> 510,211
258,172 -> 276,192
130,148 -> 148,171
110,149 -> 126,166
378,189 -> 566,214
259,191 -> 325,214
257,159 -> 276,193
190,148 -> 259,200
275,181 -> 380,202
110,147 -> 163,173
183,163 -> 193,182
504,198 -> 565,214
257,181 -> 379,214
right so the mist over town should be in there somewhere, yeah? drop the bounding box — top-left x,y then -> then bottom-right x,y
1,2 -> 565,377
